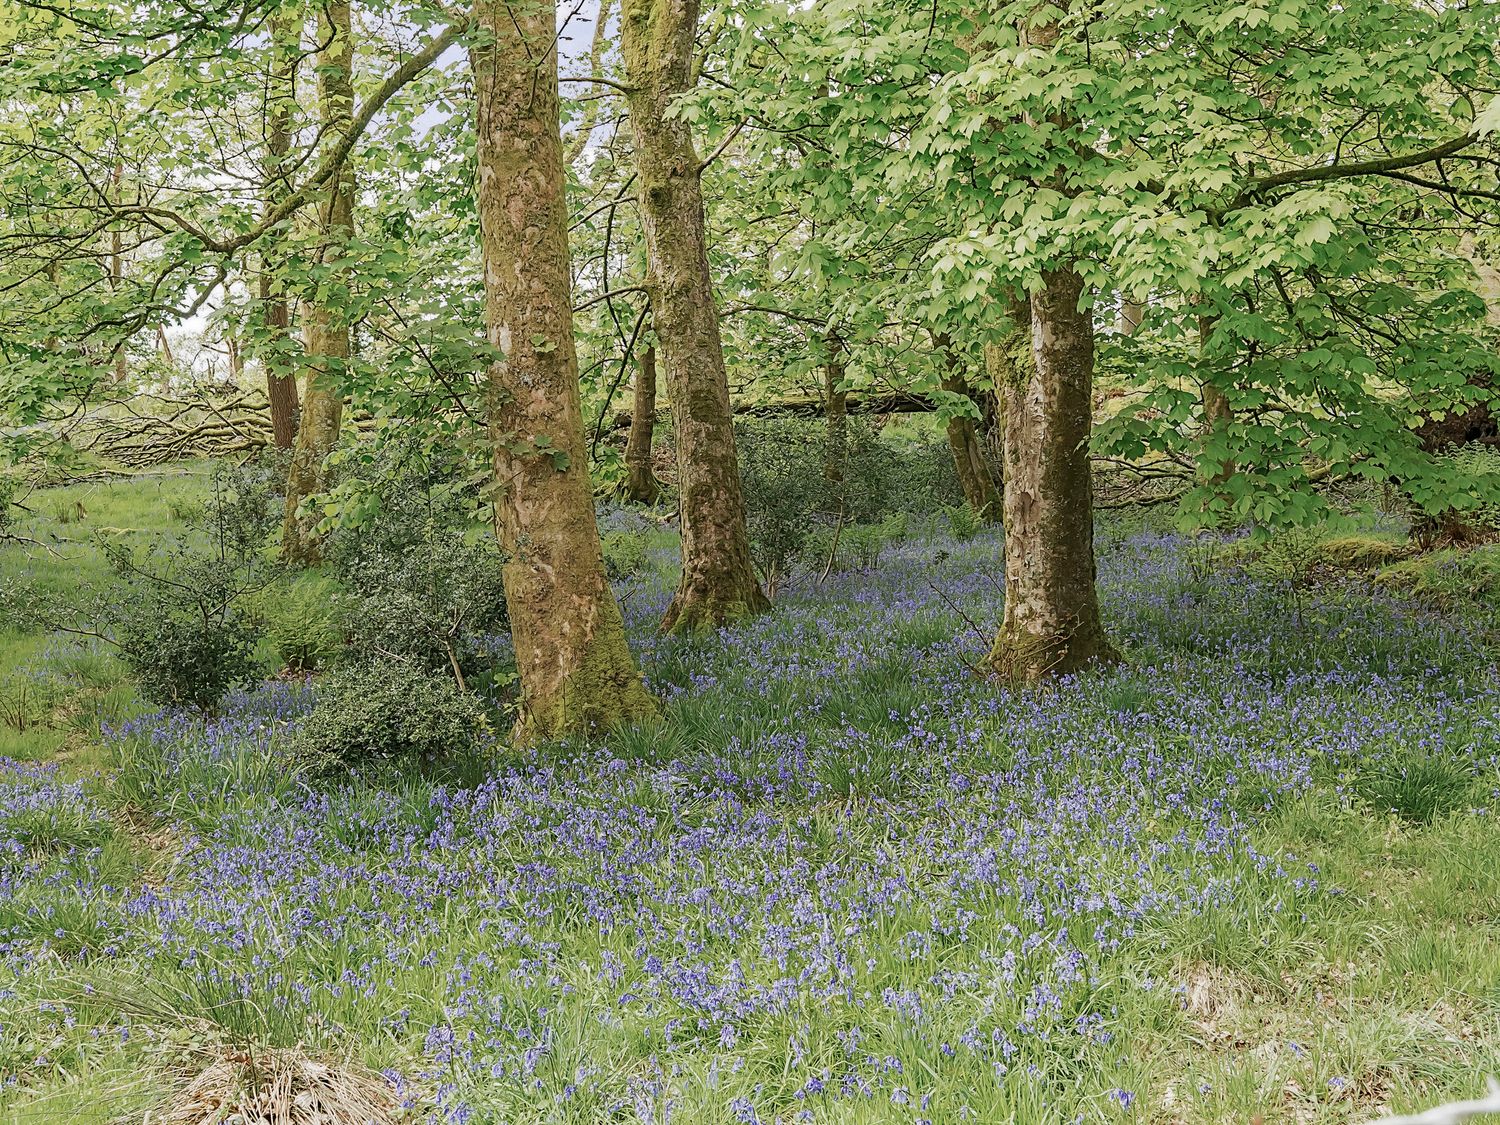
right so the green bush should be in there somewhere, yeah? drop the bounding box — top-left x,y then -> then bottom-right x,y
114,596 -> 258,711
336,539 -> 508,686
601,530 -> 649,581
325,450 -> 508,685
737,418 -> 831,587
245,575 -> 345,673
944,503 -> 983,543
288,659 -> 490,774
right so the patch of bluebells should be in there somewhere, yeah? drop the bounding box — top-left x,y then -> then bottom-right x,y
2,527 -> 1498,1121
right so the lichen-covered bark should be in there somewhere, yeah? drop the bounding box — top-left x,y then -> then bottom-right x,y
621,343 -> 663,503
472,0 -> 656,742
988,277 -> 1118,680
621,0 -> 769,633
282,0 -> 352,563
261,11 -> 299,451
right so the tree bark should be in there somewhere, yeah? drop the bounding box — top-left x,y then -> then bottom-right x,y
620,343 -> 663,503
621,0 -> 769,633
1197,310 -> 1235,490
282,0 -> 352,564
261,11 -> 300,450
935,333 -> 1001,522
988,278 -> 1117,680
472,0 -> 657,741
823,328 -> 848,486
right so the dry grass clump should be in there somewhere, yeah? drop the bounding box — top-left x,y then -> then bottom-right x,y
151,1046 -> 397,1125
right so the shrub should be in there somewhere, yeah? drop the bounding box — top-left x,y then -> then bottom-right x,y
944,503 -> 983,543
336,539 -> 508,687
325,449 -> 508,687
288,659 -> 489,774
114,598 -> 258,712
601,530 -> 649,581
737,418 -> 831,589
245,575 -> 345,673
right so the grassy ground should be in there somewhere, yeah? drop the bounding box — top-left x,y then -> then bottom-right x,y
1,471 -> 1498,1124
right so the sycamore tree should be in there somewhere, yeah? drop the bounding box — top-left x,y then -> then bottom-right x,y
716,0 -> 1500,679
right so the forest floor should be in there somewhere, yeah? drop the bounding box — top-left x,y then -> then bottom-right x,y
2,473 -> 1500,1124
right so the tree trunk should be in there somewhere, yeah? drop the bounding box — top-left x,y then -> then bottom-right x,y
935,333 -> 1001,522
1197,311 -> 1235,490
621,0 -> 769,633
1116,295 -> 1145,335
282,0 -> 352,564
823,328 -> 848,486
261,10 -> 300,451
109,163 -> 127,383
472,0 -> 657,742
620,343 -> 663,503
988,277 -> 1117,680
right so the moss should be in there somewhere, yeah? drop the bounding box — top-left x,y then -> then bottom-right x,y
519,601 -> 658,743
1316,534 -> 1411,571
660,583 -> 770,635
987,623 -> 1121,682
1375,544 -> 1500,605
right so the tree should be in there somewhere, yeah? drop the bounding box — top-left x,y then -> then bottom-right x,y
620,342 -> 664,503
620,0 -> 769,633
714,0 -> 1499,680
471,0 -> 657,740
282,0 -> 355,564
259,9 -> 301,451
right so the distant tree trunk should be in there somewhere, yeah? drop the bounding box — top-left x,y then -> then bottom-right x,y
472,0 -> 657,741
988,277 -> 1117,680
563,0 -> 614,167
226,332 -> 243,380
109,163 -> 127,383
621,0 -> 769,633
1197,309 -> 1235,492
1116,294 -> 1145,335
935,332 -> 1001,522
823,328 -> 848,486
282,0 -> 352,564
621,343 -> 663,503
261,10 -> 300,450
155,326 -> 174,365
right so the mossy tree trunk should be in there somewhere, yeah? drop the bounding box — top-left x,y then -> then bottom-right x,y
472,0 -> 657,742
282,0 -> 352,564
934,332 -> 1001,522
621,0 -> 769,633
987,277 -> 1118,680
260,10 -> 300,451
621,342 -> 663,503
